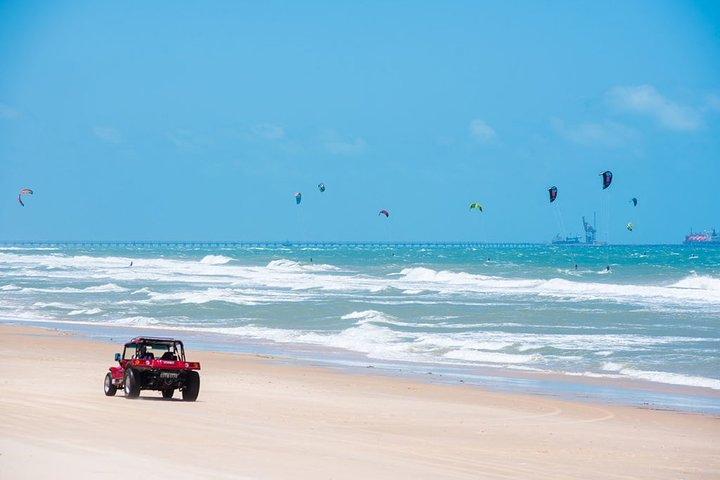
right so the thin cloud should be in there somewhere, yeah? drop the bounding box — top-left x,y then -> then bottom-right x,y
322,130 -> 367,155
606,85 -> 701,131
93,126 -> 123,144
551,118 -> 635,147
166,129 -> 212,151
469,119 -> 497,143
0,102 -> 20,119
705,93 -> 720,112
250,123 -> 285,141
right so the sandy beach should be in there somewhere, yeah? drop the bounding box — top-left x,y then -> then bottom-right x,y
0,325 -> 718,479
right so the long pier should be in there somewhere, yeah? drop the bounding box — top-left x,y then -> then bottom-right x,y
0,240 -> 541,249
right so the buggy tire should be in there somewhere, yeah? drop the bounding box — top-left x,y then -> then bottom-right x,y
182,371 -> 200,402
104,372 -> 117,396
124,368 -> 141,399
162,388 -> 174,399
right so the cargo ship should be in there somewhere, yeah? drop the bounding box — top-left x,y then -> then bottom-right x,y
551,234 -> 582,245
683,228 -> 720,245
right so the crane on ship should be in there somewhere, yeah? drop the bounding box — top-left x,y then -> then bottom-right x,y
583,215 -> 597,244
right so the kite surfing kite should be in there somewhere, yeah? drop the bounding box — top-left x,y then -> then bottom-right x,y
294,192 -> 302,205
600,171 -> 613,190
548,186 -> 558,203
627,222 -> 634,231
318,183 -> 326,193
17,188 -> 33,207
630,197 -> 638,206
469,202 -> 483,212
378,210 -> 389,218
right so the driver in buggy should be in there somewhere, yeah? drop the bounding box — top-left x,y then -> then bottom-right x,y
136,345 -> 154,360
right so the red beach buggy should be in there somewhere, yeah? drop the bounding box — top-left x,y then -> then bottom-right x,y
104,337 -> 201,401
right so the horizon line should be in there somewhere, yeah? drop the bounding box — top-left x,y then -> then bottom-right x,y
0,240 -> 691,247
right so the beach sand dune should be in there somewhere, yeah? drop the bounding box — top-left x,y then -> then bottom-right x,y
0,325 -> 718,479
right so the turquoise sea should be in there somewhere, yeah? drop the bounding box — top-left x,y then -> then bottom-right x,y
1,243 -> 719,413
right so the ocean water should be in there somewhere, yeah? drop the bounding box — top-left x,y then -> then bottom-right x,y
1,243 -> 719,410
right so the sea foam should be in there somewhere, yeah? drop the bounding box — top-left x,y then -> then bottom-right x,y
200,255 -> 233,265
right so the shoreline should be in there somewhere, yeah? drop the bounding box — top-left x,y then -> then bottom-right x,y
3,318 -> 719,415
1,323 -> 719,479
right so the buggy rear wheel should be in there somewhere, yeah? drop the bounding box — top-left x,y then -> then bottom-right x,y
104,372 -> 117,396
182,371 -> 200,402
124,368 -> 141,399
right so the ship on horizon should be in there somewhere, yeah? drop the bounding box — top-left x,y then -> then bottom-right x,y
683,228 -> 719,245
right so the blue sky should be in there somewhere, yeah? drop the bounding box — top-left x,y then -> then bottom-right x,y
1,1 -> 718,243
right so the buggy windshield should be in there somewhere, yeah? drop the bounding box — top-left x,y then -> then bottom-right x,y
123,340 -> 184,361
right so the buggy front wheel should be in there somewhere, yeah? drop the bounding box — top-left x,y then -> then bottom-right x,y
104,372 -> 117,396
